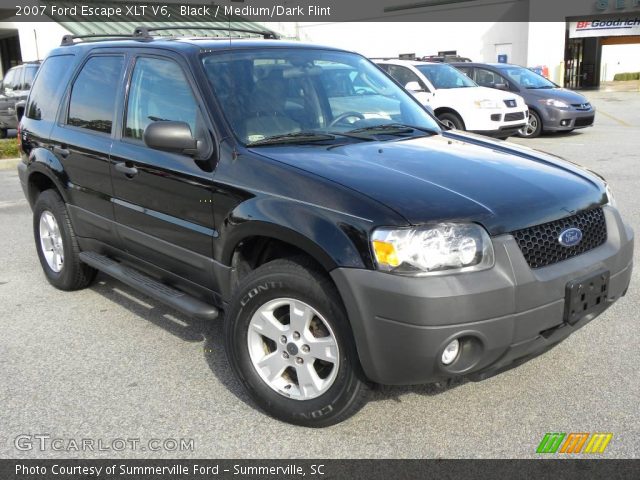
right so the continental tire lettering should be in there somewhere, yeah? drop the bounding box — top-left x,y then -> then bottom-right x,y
241,281 -> 284,306
297,404 -> 334,420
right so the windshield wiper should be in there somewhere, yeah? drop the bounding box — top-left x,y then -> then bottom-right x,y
247,132 -> 336,146
526,86 -> 554,89
345,123 -> 440,136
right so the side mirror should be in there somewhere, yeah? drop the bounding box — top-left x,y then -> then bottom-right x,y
143,121 -> 198,155
494,83 -> 508,90
404,81 -> 424,92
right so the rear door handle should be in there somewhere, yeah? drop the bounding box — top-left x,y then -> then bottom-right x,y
114,162 -> 138,177
52,146 -> 70,158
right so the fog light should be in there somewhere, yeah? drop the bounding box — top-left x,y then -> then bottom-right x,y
441,339 -> 460,365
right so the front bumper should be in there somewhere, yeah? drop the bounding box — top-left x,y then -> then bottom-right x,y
331,206 -> 633,385
464,107 -> 528,136
538,106 -> 595,132
471,123 -> 526,138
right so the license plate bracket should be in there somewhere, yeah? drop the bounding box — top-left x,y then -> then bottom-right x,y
564,269 -> 610,325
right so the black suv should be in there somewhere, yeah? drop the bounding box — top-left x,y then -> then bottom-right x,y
18,28 -> 633,427
0,62 -> 39,137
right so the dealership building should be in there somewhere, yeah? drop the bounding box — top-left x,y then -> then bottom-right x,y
0,0 -> 638,89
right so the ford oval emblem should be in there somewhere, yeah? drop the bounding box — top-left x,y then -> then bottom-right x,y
558,228 -> 582,247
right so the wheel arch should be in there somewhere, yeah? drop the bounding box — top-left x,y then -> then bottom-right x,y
25,149 -> 70,206
434,107 -> 466,128
218,198 -> 371,299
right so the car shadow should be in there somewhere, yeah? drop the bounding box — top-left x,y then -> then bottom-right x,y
544,130 -> 584,138
89,273 -> 256,408
89,272 -> 465,410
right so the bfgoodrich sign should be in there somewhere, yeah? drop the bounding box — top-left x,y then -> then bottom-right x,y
569,16 -> 640,37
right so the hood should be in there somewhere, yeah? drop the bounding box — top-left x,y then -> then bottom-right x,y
435,85 -> 523,104
250,133 -> 605,235
525,87 -> 589,105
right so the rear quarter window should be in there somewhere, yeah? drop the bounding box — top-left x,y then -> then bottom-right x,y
26,55 -> 75,121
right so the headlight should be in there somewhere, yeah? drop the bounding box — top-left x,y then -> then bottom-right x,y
540,98 -> 569,108
605,183 -> 617,208
371,223 -> 494,275
474,99 -> 501,109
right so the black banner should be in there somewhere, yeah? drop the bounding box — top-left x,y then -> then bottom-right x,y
1,0 -> 639,23
2,459 -> 640,480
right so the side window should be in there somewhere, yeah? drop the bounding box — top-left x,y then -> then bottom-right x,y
125,57 -> 200,144
26,55 -> 75,121
456,66 -> 473,78
14,67 -> 25,90
68,56 -> 124,134
387,65 -> 427,91
475,68 -> 508,89
22,66 -> 38,90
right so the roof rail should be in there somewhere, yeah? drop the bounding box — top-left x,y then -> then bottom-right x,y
132,26 -> 279,40
60,33 -> 134,46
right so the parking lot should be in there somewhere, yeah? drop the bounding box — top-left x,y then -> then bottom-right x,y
1,88 -> 638,459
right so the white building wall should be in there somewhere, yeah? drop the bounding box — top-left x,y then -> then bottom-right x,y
296,22 -> 530,65
601,44 -> 640,81
0,22 -> 71,62
525,22 -> 566,84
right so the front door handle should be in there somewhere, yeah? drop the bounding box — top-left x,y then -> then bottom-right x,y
52,146 -> 70,158
114,162 -> 138,177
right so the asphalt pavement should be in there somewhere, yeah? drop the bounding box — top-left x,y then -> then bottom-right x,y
0,89 -> 638,459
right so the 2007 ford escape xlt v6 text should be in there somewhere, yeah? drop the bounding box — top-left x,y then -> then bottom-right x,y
17,27 -> 633,427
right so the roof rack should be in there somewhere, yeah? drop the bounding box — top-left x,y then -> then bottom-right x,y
132,26 -> 279,40
60,33 -> 134,46
369,57 -> 417,61
60,25 -> 279,47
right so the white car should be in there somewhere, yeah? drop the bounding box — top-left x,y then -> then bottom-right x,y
375,59 -> 529,139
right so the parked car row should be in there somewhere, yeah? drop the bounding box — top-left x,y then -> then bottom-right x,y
374,57 -> 595,139
0,61 -> 40,138
375,59 -> 529,139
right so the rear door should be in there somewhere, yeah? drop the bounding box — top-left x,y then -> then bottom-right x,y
49,53 -> 126,247
109,51 -> 217,290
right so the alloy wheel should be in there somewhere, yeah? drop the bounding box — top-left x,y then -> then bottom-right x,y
39,210 -> 64,273
247,297 -> 340,400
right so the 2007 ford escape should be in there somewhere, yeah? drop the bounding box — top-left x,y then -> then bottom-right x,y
17,27 -> 633,427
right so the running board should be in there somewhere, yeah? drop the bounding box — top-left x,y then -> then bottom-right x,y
79,251 -> 219,321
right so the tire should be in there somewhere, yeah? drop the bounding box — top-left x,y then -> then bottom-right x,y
224,258 -> 368,427
0,128 -> 7,139
437,112 -> 465,130
518,110 -> 542,138
33,189 -> 97,291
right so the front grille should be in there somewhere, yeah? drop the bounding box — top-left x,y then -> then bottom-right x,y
571,102 -> 591,111
504,99 -> 517,108
574,115 -> 595,127
505,112 -> 525,121
511,208 -> 607,269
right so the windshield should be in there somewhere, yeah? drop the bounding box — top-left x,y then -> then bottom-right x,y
415,64 -> 476,89
501,66 -> 557,89
201,48 -> 440,145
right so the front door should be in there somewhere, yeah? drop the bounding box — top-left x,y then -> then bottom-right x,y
109,53 -> 218,290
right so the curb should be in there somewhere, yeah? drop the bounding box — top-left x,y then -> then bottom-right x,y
0,158 -> 21,171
